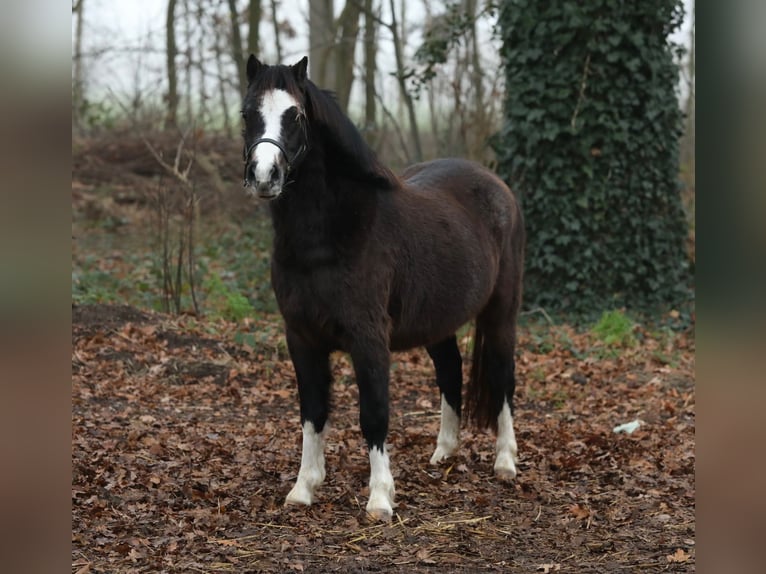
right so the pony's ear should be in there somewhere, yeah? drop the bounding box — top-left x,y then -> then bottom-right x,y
291,57 -> 308,85
246,54 -> 262,85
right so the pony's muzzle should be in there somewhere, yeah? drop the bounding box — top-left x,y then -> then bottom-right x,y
245,162 -> 284,199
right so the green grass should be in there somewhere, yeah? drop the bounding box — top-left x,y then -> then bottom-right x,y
198,217 -> 277,315
591,309 -> 637,348
203,272 -> 256,321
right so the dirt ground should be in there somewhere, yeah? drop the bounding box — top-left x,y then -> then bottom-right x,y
71,303 -> 694,573
71,134 -> 694,573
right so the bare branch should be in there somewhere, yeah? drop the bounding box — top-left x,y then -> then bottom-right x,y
142,130 -> 195,187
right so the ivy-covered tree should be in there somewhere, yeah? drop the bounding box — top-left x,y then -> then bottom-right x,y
494,0 -> 691,315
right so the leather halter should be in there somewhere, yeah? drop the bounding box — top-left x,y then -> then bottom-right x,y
242,135 -> 308,188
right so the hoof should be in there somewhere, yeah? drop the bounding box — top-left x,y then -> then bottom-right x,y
494,454 -> 518,481
429,445 -> 456,465
285,484 -> 314,507
366,505 -> 393,522
366,486 -> 395,522
495,466 -> 517,482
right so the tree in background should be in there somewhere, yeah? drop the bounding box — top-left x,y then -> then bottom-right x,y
679,1 -> 694,236
309,0 -> 336,88
309,0 -> 364,113
165,0 -> 179,129
494,0 -> 691,315
72,0 -> 86,132
363,0 -> 377,132
334,1 -> 362,111
227,0 -> 246,97
247,1 -> 262,62
74,0 -> 505,163
228,0 -> 261,98
404,0 -> 503,162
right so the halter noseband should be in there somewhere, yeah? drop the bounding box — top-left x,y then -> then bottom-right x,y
242,136 -> 308,188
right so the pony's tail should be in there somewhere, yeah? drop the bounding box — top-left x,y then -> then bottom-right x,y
465,322 -> 498,432
464,188 -> 525,433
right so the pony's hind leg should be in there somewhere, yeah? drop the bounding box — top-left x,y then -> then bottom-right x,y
468,311 -> 520,481
484,334 -> 519,481
426,335 -> 462,464
495,403 -> 518,479
284,330 -> 332,507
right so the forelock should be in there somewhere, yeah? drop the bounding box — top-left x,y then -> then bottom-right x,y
244,65 -> 303,111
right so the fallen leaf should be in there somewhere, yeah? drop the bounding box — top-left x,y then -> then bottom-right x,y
416,548 -> 436,564
666,548 -> 690,563
569,503 -> 591,520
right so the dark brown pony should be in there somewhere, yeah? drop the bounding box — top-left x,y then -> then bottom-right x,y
240,56 -> 525,521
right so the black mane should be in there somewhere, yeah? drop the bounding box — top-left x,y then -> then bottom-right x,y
303,80 -> 399,189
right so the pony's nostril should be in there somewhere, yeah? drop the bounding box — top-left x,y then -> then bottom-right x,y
270,166 -> 282,185
245,162 -> 257,184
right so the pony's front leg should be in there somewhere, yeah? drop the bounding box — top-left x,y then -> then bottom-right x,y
351,343 -> 395,521
284,330 -> 332,507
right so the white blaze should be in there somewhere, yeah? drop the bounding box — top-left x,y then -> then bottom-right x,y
285,421 -> 326,506
252,89 -> 300,183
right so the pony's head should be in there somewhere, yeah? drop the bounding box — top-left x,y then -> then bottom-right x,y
241,55 -> 309,199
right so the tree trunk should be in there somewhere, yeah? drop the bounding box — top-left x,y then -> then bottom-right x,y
388,0 -> 422,161
227,0 -> 246,96
165,0 -> 179,130
681,3 -> 695,187
194,0 -> 209,125
465,0 -> 485,138
72,0 -> 86,132
363,0 -> 376,130
420,0 -> 441,155
182,0 -> 193,126
334,1 -> 362,111
309,0 -> 336,86
247,0 -> 261,58
270,0 -> 283,62
213,23 -> 233,137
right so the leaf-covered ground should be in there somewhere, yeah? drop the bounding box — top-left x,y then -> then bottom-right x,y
72,303 -> 695,573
